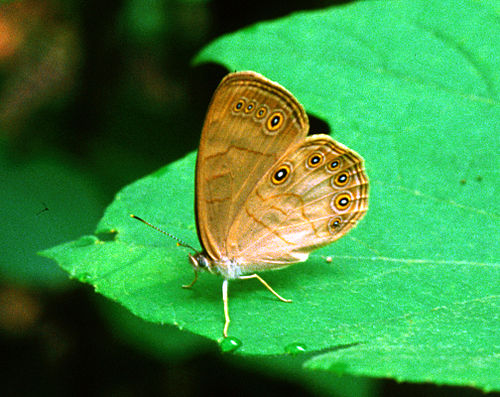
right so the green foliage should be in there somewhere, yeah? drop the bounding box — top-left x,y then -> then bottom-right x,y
0,148 -> 105,287
43,0 -> 499,391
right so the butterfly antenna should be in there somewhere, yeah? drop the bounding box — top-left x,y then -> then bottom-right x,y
130,214 -> 198,253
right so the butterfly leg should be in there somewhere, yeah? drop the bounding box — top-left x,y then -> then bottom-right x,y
222,279 -> 230,337
238,274 -> 292,303
182,271 -> 198,289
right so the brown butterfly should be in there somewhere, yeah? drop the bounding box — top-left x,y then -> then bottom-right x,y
134,71 -> 369,337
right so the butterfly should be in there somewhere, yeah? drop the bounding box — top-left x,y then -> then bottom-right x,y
134,71 -> 369,338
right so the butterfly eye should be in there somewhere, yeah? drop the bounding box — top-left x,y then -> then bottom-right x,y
327,159 -> 342,171
306,152 -> 325,168
244,101 -> 256,114
333,193 -> 352,211
271,164 -> 291,185
233,99 -> 246,112
255,106 -> 268,119
189,253 -> 208,269
328,216 -> 343,233
334,172 -> 349,187
266,112 -> 284,131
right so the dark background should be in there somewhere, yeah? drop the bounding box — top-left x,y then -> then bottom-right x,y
0,0 -> 495,395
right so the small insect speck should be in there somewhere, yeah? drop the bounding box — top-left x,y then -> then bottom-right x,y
36,202 -> 49,215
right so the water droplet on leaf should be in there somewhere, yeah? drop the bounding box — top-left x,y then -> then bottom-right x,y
284,343 -> 307,355
219,336 -> 242,353
76,272 -> 92,282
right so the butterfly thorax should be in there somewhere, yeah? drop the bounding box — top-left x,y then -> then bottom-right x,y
189,252 -> 243,279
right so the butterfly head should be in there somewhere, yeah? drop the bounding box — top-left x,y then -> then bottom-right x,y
188,252 -> 243,279
188,252 -> 212,273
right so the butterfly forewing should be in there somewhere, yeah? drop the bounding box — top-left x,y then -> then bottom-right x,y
196,72 -> 309,261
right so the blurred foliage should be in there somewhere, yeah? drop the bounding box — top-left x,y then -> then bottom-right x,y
0,148 -> 105,287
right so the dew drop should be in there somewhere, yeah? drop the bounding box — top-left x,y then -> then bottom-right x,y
284,343 -> 307,355
76,272 -> 92,282
219,336 -> 242,353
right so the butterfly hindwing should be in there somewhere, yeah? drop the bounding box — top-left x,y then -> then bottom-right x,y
226,134 -> 369,268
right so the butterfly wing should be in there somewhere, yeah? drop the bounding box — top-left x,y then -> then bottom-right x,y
196,72 -> 309,260
226,134 -> 369,270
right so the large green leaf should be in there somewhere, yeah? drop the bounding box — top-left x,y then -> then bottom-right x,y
42,0 -> 499,391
